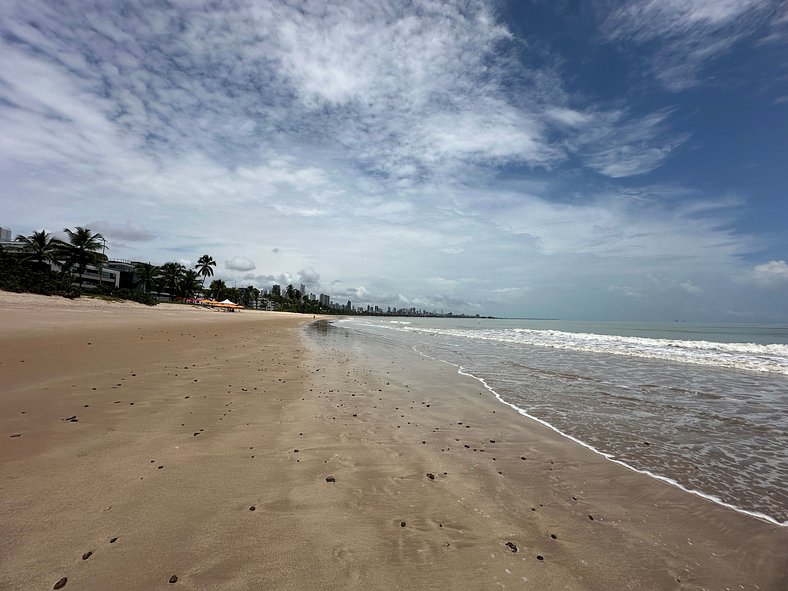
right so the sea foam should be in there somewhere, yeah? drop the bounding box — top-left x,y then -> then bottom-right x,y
367,323 -> 788,375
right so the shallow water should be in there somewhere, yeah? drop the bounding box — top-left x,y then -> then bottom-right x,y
335,318 -> 788,524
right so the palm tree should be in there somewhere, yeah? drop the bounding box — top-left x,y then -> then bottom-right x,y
180,269 -> 203,298
14,230 -> 63,271
134,262 -> 160,293
159,262 -> 185,301
208,278 -> 227,301
195,254 -> 216,288
61,227 -> 107,287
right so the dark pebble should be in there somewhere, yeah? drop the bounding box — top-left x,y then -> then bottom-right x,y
169,575 -> 178,583
325,476 -> 336,483
505,541 -> 518,553
249,506 -> 256,511
426,473 -> 435,480
400,521 -> 406,527
53,577 -> 68,589
82,551 -> 92,560
588,514 -> 595,520
520,456 -> 526,460
110,537 -> 118,543
10,434 -> 21,438
536,555 -> 544,561
550,534 -> 557,539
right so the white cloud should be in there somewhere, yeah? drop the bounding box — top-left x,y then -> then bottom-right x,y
0,0 -> 783,321
608,285 -> 641,299
88,220 -> 155,242
296,267 -> 320,286
752,260 -> 788,285
226,256 -> 256,272
546,107 -> 591,127
678,280 -> 703,294
573,110 -> 689,177
600,0 -> 773,90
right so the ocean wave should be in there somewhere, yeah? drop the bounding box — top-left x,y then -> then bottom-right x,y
360,322 -> 788,375
411,347 -> 786,527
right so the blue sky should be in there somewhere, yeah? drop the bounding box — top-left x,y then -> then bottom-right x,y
1,0 -> 787,320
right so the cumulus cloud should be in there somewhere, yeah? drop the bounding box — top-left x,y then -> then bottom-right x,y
751,260 -> 788,285
296,267 -> 320,286
226,256 -> 256,272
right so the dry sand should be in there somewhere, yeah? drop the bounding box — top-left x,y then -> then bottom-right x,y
1,291 -> 785,590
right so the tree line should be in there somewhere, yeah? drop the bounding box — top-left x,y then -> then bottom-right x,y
1,226 -> 327,312
1,227 -> 114,299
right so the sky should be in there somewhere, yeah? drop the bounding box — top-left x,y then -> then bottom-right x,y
1,0 -> 787,321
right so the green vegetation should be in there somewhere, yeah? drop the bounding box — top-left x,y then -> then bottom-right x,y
2,226 -> 334,313
92,285 -> 159,306
0,247 -> 80,297
134,262 -> 160,293
60,227 -> 107,288
195,254 -> 216,287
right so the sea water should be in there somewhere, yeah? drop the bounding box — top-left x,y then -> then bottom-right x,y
334,317 -> 788,525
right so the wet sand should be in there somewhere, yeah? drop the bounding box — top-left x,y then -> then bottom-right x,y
1,292 -> 786,590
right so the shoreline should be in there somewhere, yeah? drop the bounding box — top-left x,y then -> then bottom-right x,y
456,360 -> 785,527
344,316 -> 788,524
2,292 -> 786,590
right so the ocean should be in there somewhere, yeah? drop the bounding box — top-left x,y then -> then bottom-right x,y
332,317 -> 788,525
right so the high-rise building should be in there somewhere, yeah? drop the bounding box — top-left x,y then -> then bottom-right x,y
0,227 -> 11,242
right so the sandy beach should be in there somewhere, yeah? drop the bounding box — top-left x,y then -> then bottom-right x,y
1,292 -> 785,590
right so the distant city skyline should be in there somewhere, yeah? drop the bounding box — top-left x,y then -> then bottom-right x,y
1,1 -> 787,321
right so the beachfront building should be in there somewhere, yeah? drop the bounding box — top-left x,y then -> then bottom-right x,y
0,231 -> 120,288
106,259 -> 139,289
71,264 -> 120,288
